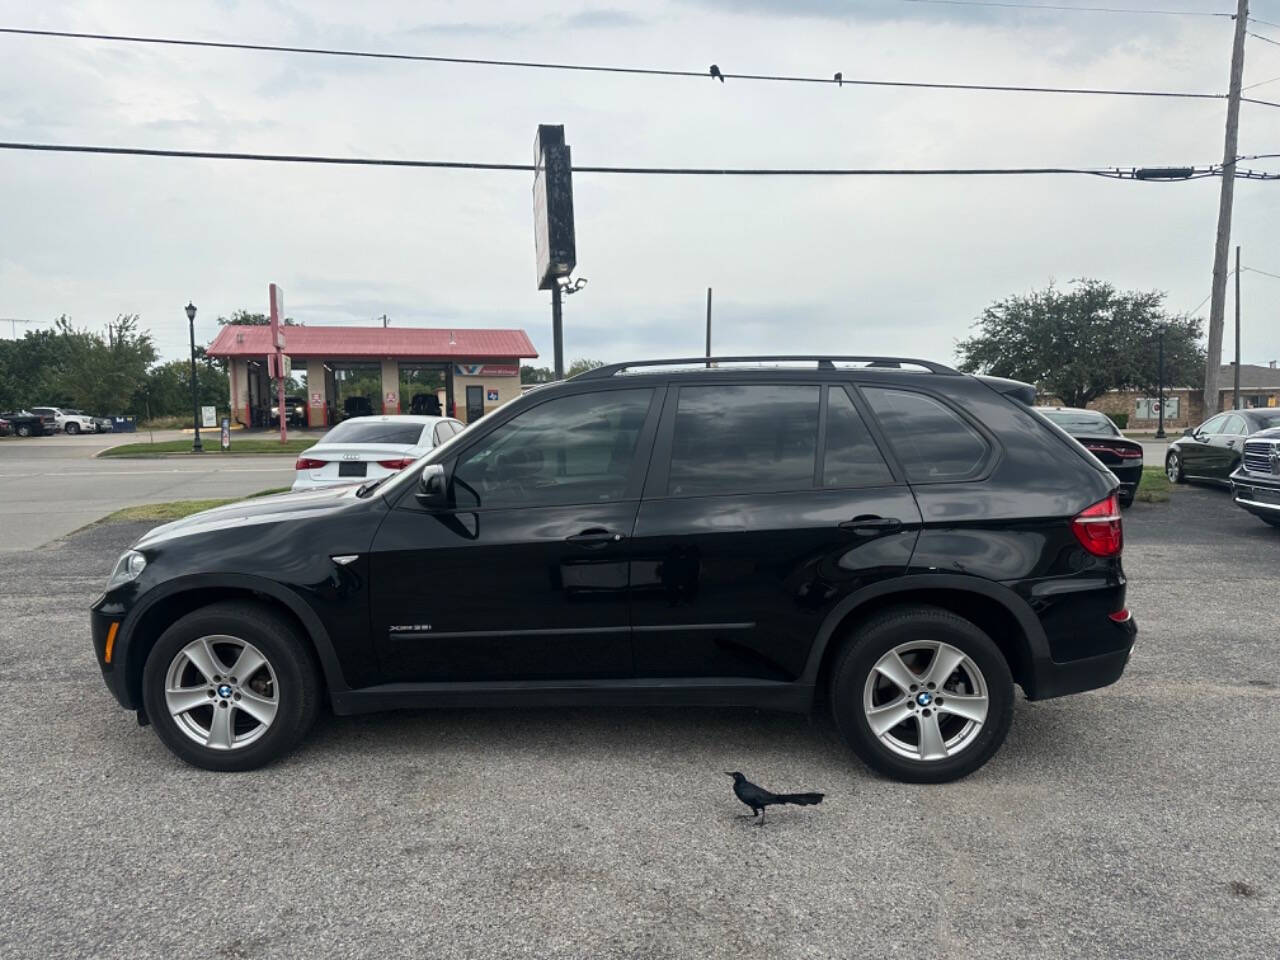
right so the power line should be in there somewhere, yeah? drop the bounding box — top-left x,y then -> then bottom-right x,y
1250,16 -> 1280,29
1244,265 -> 1280,280
1249,29 -> 1280,45
0,139 -> 1269,179
0,26 -> 1244,104
901,0 -> 1232,16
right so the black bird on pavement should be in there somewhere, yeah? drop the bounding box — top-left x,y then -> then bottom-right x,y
834,71 -> 843,86
710,64 -> 724,82
726,772 -> 824,825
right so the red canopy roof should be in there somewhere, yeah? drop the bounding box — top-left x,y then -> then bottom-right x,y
207,325 -> 537,360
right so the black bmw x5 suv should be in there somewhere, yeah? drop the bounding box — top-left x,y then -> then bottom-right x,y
91,356 -> 1136,782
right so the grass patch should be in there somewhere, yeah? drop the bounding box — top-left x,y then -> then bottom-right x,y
97,488 -> 291,524
1135,465 -> 1173,504
99,438 -> 315,457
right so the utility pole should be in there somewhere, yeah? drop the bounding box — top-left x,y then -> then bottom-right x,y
551,283 -> 564,380
1203,0 -> 1249,417
1234,244 -> 1242,411
705,287 -> 713,367
1156,327 -> 1166,440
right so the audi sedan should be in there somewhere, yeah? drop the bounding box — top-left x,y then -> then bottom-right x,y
291,415 -> 464,491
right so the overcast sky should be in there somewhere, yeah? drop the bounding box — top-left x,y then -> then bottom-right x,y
1,0 -> 1279,368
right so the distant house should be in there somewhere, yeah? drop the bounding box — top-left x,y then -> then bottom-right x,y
1039,362 -> 1280,430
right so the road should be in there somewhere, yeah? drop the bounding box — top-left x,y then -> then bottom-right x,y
0,482 -> 1275,958
0,432 -> 299,552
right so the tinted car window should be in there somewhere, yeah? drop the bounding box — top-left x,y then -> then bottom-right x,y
1246,411 -> 1280,431
824,386 -> 893,486
1197,415 -> 1226,435
1039,410 -> 1119,436
433,423 -> 452,446
1221,414 -> 1246,436
322,421 -> 426,445
453,389 -> 653,509
862,387 -> 989,482
667,384 -> 819,496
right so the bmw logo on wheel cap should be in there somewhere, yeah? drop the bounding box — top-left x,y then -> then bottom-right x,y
217,684 -> 233,698
916,691 -> 933,707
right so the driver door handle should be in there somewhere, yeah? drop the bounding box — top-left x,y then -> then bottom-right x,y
838,516 -> 903,536
566,528 -> 625,547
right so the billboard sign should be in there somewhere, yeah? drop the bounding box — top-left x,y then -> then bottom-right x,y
533,125 -> 576,290
269,283 -> 286,350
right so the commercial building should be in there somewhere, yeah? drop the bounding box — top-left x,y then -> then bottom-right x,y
207,325 -> 537,428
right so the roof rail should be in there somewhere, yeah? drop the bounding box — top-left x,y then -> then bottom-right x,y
572,355 -> 960,380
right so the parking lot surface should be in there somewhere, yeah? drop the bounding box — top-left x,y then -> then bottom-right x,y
0,432 -> 298,551
1,484 -> 1275,958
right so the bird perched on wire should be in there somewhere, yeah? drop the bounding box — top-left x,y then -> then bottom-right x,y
834,72 -> 842,86
726,772 -> 823,825
710,64 -> 724,82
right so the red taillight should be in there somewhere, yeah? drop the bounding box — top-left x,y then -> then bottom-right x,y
1072,493 -> 1123,557
294,457 -> 325,470
1083,442 -> 1142,459
1108,609 -> 1132,623
377,458 -> 416,470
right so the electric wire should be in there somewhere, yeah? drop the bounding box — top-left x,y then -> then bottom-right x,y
0,26 -> 1243,104
901,0 -> 1232,15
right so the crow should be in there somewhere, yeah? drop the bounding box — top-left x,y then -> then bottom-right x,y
710,64 -> 724,82
834,71 -> 842,86
726,772 -> 823,825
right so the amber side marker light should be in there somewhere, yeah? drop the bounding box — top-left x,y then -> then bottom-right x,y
104,622 -> 119,663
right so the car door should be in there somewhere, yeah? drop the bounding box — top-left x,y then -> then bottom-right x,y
1181,415 -> 1224,477
1212,414 -> 1248,478
629,381 -> 921,682
368,385 -> 662,683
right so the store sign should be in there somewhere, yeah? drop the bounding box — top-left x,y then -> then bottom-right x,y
1136,397 -> 1179,419
201,405 -> 217,428
454,363 -> 519,377
487,389 -> 499,402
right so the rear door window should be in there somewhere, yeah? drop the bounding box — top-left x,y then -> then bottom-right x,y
323,421 -> 427,445
667,384 -> 819,496
823,387 -> 893,487
862,387 -> 990,482
1221,414 -> 1246,437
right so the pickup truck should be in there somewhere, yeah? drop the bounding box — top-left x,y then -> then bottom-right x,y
0,410 -> 56,437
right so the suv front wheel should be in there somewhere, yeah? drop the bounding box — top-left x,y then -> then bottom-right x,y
142,600 -> 321,771
830,606 -> 1014,783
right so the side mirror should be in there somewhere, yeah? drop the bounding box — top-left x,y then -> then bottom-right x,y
415,463 -> 450,510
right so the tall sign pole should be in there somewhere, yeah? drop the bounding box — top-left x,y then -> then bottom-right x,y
705,287 -> 713,367
533,124 -> 576,381
1234,244 -> 1242,411
269,283 -> 288,444
1203,0 -> 1249,417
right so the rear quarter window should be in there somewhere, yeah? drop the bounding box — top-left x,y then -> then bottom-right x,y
861,387 -> 991,483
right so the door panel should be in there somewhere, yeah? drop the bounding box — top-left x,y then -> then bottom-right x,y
370,502 -> 638,682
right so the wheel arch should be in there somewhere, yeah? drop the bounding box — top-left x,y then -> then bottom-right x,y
801,575 -> 1050,701
119,575 -> 348,711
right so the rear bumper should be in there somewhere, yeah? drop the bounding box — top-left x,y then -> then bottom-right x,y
1026,613 -> 1137,701
1111,463 -> 1143,497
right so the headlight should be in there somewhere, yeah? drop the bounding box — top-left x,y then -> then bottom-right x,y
107,550 -> 147,590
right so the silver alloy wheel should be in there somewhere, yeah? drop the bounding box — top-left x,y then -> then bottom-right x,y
862,640 -> 989,762
164,635 -> 278,750
1166,453 -> 1179,483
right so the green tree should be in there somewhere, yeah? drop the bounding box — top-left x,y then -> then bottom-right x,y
520,364 -> 555,384
217,309 -> 297,326
566,358 -> 606,378
956,280 -> 1204,408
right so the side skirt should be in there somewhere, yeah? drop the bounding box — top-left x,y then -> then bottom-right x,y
330,677 -> 815,716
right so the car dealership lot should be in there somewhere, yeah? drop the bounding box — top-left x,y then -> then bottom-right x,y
0,432 -> 297,551
1,487 -> 1275,958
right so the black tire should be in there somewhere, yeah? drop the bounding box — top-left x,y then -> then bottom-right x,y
142,600 -> 322,771
16,424 -> 31,437
65,422 -> 79,435
1166,451 -> 1186,484
1260,516 -> 1280,529
829,605 -> 1014,784
1119,490 -> 1135,509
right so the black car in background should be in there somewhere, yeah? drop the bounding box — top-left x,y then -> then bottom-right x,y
269,395 -> 307,428
1165,409 -> 1280,486
1035,407 -> 1143,507
90,356 -> 1135,783
1229,427 -> 1280,527
0,410 -> 56,437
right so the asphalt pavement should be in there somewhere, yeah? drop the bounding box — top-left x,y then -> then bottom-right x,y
0,432 -> 299,552
0,483 -> 1276,958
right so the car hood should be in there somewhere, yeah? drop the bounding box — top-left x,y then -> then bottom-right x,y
136,485 -> 364,548
1247,427 -> 1280,440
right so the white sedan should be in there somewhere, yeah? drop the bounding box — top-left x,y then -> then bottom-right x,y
291,415 -> 464,492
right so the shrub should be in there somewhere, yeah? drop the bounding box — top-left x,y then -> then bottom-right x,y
1108,412 -> 1129,429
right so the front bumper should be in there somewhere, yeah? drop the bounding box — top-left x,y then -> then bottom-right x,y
91,596 -> 137,710
1027,613 -> 1137,701
1230,470 -> 1280,519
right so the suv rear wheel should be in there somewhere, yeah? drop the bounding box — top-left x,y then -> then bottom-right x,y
830,605 -> 1014,783
141,600 -> 321,771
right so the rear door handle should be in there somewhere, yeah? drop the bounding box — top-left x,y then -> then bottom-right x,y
838,516 -> 903,536
566,528 -> 625,547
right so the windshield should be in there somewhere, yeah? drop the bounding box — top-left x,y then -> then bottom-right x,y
320,420 -> 426,446
1038,410 -> 1119,436
1247,411 -> 1280,431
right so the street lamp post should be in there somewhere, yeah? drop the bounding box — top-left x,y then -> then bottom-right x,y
186,302 -> 203,452
1155,326 -> 1166,440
